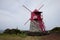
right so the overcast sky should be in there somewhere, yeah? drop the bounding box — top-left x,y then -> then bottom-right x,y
0,0 -> 60,31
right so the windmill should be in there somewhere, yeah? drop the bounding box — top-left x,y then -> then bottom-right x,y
23,4 -> 45,32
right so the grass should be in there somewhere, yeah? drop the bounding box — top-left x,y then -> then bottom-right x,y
0,32 -> 60,40
0,34 -> 25,40
0,33 -> 43,40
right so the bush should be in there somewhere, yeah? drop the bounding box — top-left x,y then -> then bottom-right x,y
50,27 -> 60,32
3,28 -> 21,35
19,32 -> 27,38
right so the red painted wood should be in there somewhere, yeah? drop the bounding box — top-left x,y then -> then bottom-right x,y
30,9 -> 45,32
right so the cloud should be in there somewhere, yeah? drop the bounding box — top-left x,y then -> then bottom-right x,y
0,0 -> 60,30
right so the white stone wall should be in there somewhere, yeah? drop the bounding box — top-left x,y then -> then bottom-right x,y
30,20 -> 41,32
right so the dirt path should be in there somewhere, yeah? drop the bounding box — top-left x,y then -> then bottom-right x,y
41,32 -> 60,40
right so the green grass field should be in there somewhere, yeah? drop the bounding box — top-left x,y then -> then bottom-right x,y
0,34 -> 42,40
0,32 -> 60,40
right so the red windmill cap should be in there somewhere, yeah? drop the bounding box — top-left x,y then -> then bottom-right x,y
33,9 -> 42,13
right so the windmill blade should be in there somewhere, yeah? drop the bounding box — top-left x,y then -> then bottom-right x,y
23,5 -> 31,12
38,4 -> 44,10
24,19 -> 30,25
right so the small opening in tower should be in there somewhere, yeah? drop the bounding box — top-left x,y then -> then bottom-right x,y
34,19 -> 38,21
34,12 -> 42,15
